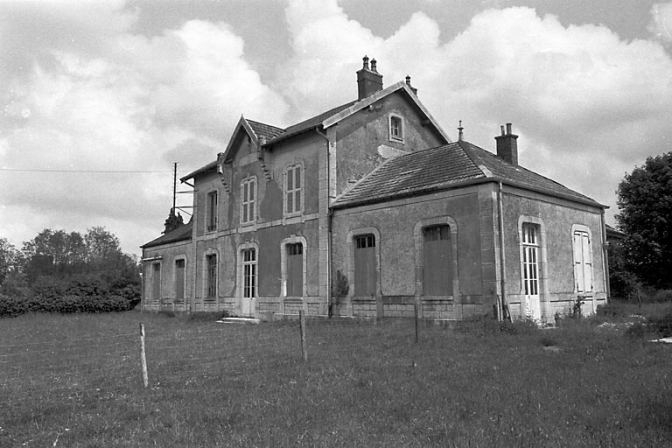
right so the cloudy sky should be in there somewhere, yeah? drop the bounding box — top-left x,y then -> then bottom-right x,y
2,0 -> 672,255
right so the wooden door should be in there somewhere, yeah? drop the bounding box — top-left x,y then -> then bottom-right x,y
286,243 -> 303,297
423,225 -> 452,296
354,235 -> 376,297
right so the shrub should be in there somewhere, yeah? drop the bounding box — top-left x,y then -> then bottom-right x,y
596,302 -> 627,318
188,311 -> 231,322
457,315 -> 539,336
0,294 -> 28,317
652,289 -> 672,303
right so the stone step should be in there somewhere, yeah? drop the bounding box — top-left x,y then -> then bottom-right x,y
216,317 -> 260,325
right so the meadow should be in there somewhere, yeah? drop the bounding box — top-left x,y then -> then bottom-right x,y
1,304 -> 671,447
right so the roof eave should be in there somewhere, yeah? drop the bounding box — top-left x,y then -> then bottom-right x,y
331,176 -> 607,211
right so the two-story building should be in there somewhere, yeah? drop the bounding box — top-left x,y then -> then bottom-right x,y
141,56 -> 609,323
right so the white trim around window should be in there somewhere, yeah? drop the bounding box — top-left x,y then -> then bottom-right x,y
389,113 -> 404,142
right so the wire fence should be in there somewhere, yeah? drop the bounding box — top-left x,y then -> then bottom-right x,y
0,312 -> 425,417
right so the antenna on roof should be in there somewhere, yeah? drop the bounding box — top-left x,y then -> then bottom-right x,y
458,121 -> 464,141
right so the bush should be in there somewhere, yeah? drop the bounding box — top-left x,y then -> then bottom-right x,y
596,303 -> 627,318
188,311 -> 231,322
652,289 -> 672,303
457,315 -> 539,336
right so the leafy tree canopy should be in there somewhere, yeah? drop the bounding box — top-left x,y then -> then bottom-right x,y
616,151 -> 672,288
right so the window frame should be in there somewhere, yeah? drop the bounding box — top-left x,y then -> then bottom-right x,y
206,190 -> 218,232
151,262 -> 161,303
241,248 -> 257,299
521,223 -> 540,297
281,236 -> 308,298
572,225 -> 594,295
284,163 -> 304,217
389,114 -> 404,143
240,176 -> 257,225
174,257 -> 186,302
205,253 -> 217,300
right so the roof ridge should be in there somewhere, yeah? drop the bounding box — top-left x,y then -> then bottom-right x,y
245,118 -> 285,131
457,140 -> 493,178
332,155 -> 400,203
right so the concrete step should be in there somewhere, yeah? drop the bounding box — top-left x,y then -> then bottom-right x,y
216,317 -> 260,325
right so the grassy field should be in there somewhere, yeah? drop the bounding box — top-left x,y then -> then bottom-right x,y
1,305 -> 672,447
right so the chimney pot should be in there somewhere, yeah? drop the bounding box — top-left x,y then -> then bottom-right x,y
495,123 -> 519,165
356,55 -> 383,100
406,75 -> 411,85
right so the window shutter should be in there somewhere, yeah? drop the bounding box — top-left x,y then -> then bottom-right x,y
582,233 -> 592,292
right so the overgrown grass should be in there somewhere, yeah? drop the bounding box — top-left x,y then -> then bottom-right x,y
1,305 -> 672,447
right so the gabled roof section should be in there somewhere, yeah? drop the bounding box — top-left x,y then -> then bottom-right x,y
247,119 -> 285,142
181,116 -> 283,181
323,81 -> 451,144
264,101 -> 357,146
332,140 -> 604,209
141,221 -> 193,249
183,79 -> 451,181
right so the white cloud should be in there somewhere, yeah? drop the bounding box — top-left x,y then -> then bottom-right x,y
0,2 -> 289,254
280,1 -> 672,224
649,2 -> 672,43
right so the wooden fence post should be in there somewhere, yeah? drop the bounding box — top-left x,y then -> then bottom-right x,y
299,310 -> 308,362
414,302 -> 419,344
140,323 -> 148,388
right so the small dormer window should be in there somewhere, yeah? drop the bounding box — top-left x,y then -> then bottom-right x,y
389,114 -> 404,142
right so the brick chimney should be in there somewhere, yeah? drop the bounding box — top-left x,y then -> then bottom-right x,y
495,123 -> 518,165
357,56 -> 383,100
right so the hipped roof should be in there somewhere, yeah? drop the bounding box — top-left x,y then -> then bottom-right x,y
332,140 -> 605,209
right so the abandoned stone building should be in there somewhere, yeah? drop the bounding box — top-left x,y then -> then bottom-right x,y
141,56 -> 609,322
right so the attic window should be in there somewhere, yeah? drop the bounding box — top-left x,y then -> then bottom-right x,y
389,114 -> 404,142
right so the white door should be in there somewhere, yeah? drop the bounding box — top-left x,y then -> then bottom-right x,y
522,224 -> 541,321
241,248 -> 257,317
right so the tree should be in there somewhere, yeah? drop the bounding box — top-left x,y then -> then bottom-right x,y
84,226 -> 122,264
0,238 -> 20,285
22,229 -> 87,283
616,151 -> 672,289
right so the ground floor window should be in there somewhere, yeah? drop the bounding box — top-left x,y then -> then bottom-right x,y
175,259 -> 185,301
573,228 -> 593,294
206,254 -> 217,299
151,263 -> 161,302
522,223 -> 539,296
242,248 -> 257,298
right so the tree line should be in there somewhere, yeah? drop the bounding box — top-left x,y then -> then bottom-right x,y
0,227 -> 141,316
612,151 -> 672,300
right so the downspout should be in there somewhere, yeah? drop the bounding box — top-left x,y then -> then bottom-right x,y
600,208 -> 611,303
497,181 -> 508,321
315,128 -> 333,317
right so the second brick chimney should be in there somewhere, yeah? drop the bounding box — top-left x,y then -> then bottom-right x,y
357,56 -> 383,100
495,123 -> 519,166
